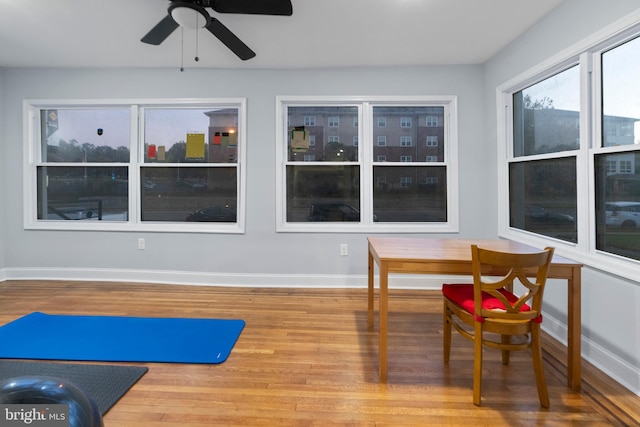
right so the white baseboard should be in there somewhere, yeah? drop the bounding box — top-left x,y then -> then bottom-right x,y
2,266 -> 639,397
2,267 -> 456,289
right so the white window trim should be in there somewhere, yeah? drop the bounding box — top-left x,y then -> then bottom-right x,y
23,98 -> 247,234
496,10 -> 640,283
275,95 -> 459,233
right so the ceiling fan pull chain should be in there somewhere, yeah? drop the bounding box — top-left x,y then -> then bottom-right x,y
195,13 -> 200,62
195,34 -> 200,62
180,26 -> 185,72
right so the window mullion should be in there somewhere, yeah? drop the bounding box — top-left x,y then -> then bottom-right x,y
361,102 -> 373,224
130,105 -> 141,224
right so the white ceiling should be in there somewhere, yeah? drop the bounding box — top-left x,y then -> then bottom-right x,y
0,0 -> 564,69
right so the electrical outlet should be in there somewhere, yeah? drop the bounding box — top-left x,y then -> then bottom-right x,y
138,238 -> 145,250
340,243 -> 348,256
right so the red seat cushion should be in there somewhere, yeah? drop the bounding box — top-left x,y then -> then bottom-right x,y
442,283 -> 532,316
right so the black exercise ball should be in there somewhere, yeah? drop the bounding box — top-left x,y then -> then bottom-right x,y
0,376 -> 103,427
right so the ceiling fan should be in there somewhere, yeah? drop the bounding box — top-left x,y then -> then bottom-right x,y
141,0 -> 293,61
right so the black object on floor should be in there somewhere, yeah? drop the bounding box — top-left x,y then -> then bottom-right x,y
0,360 -> 148,415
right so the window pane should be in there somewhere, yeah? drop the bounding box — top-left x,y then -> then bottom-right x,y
373,166 -> 447,222
513,66 -> 580,156
37,166 -> 128,221
373,107 -> 445,163
595,152 -> 640,261
509,158 -> 577,242
141,167 -> 237,222
144,108 -> 239,164
41,109 -> 130,163
602,36 -> 640,147
287,107 -> 358,162
286,165 -> 360,222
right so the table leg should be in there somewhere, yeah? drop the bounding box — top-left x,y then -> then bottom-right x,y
379,263 -> 389,382
567,267 -> 582,391
368,248 -> 375,328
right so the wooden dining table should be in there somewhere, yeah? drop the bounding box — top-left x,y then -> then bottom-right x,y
367,236 -> 583,391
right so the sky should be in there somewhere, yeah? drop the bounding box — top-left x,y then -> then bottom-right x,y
47,108 -> 214,150
524,35 -> 640,121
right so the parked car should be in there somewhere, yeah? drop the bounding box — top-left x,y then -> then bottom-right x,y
308,202 -> 361,222
185,206 -> 237,222
47,206 -> 100,220
605,201 -> 640,229
525,206 -> 575,226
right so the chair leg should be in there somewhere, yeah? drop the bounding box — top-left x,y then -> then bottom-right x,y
473,321 -> 483,406
530,325 -> 550,408
443,300 -> 451,363
501,334 -> 511,365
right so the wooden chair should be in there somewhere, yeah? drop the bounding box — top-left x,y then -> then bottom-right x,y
442,244 -> 555,407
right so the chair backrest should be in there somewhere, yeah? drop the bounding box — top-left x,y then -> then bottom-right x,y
471,244 -> 555,322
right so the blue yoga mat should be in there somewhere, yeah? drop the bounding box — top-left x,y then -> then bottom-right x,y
0,312 -> 245,364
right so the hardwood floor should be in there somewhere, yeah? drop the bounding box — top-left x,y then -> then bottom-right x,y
0,281 -> 638,426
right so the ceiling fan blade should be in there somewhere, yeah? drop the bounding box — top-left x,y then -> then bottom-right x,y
210,0 -> 292,16
141,15 -> 180,45
206,18 -> 256,60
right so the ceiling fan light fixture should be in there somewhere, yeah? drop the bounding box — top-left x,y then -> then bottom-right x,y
169,3 -> 210,29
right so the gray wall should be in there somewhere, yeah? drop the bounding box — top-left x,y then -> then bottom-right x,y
1,0 -> 639,395
1,66 -> 487,282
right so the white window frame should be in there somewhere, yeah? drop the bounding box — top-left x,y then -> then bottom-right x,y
275,95 -> 459,233
496,12 -> 640,282
23,98 -> 247,234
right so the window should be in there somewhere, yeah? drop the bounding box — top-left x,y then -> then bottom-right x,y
400,117 -> 412,128
426,136 -> 439,147
423,176 -> 439,184
276,96 -> 458,232
595,35 -> 640,262
400,176 -> 412,188
499,24 -> 640,280
620,160 -> 633,174
509,66 -> 579,243
377,117 -> 386,127
400,136 -> 412,147
328,116 -> 339,127
26,99 -> 246,233
426,116 -> 438,127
